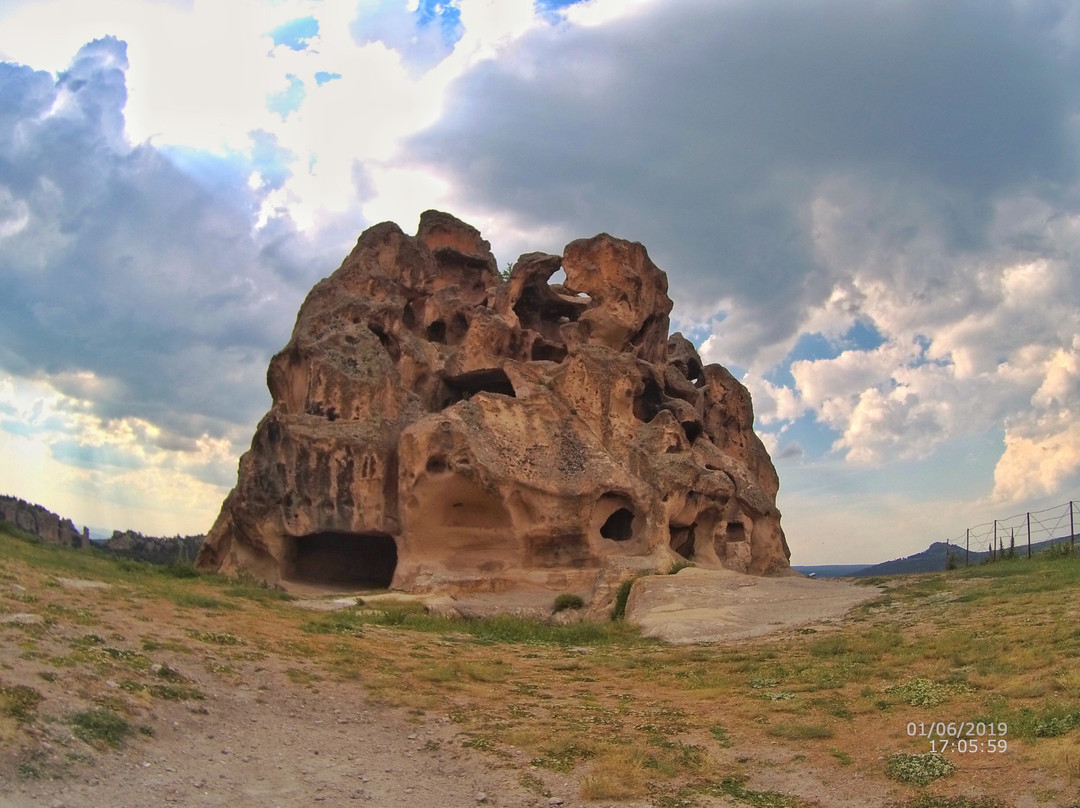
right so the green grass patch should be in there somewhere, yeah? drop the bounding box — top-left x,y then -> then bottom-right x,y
302,608 -> 649,647
885,752 -> 956,786
0,684 -> 43,722
70,708 -> 132,748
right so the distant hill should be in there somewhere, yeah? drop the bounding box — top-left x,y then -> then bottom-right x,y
849,535 -> 1077,576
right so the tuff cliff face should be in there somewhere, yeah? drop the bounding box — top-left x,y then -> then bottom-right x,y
197,211 -> 789,598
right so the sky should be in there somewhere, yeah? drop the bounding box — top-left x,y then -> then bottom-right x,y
1,0 -> 1079,564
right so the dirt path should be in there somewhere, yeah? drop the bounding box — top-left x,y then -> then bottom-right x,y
4,664 -> 566,808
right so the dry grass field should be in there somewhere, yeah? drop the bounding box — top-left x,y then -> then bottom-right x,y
2,521 -> 1079,807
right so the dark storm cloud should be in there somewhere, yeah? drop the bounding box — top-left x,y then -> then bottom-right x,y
409,0 -> 1080,365
0,37 -> 344,443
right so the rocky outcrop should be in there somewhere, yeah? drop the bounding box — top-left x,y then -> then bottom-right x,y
0,495 -> 89,549
197,212 -> 790,601
100,531 -> 204,566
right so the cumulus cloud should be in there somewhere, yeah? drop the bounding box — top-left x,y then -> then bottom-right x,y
0,36 -> 356,527
409,0 -> 1078,358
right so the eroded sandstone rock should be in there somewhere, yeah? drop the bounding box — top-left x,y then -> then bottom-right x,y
197,212 -> 790,601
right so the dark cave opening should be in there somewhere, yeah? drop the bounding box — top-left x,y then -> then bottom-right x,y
439,367 -> 517,408
286,531 -> 398,588
670,523 -> 696,559
632,377 -> 664,422
600,508 -> 635,541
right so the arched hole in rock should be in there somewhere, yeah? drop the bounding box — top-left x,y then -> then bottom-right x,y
426,320 -> 447,344
531,340 -> 568,363
632,377 -> 664,422
688,359 -> 703,385
440,368 -> 517,408
600,508 -> 634,541
513,272 -> 588,356
682,421 -> 702,444
670,523 -> 696,559
726,522 -> 746,543
426,455 -> 447,474
285,531 -> 397,588
367,324 -> 400,361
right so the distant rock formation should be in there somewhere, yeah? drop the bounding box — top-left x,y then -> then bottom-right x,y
198,211 -> 790,600
99,531 -> 204,566
0,495 -> 89,549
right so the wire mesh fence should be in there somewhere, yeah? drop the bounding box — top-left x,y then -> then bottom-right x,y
944,500 -> 1077,567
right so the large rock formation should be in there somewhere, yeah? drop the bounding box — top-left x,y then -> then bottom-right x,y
197,212 -> 790,599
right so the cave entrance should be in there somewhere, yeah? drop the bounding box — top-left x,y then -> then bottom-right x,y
600,508 -> 634,541
286,531 -> 398,588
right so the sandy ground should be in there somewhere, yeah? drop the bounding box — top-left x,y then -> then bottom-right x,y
1,572 -> 881,808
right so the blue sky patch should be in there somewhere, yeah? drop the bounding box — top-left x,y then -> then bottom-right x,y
314,71 -> 342,86
764,320 -> 887,387
269,16 -> 319,51
267,74 -> 305,119
416,0 -> 463,45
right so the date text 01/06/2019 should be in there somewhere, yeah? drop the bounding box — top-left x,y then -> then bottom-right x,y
907,721 -> 1008,754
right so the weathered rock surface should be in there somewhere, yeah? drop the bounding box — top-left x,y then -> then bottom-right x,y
197,212 -> 790,602
624,567 -> 878,643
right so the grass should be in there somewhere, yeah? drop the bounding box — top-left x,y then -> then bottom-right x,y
2,521 -> 1080,803
70,707 -> 132,748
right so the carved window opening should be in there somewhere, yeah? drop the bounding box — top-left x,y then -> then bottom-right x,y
426,320 -> 447,344
670,523 -> 696,559
632,377 -> 664,423
726,522 -> 746,543
530,340 -> 568,363
439,368 -> 517,408
600,508 -> 634,541
285,531 -> 397,588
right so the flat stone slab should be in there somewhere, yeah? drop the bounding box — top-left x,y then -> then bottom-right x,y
1,613 -> 44,625
56,577 -> 109,589
625,567 -> 881,644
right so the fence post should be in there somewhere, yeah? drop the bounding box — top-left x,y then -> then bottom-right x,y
1071,501 -> 1075,551
1027,512 -> 1031,558
965,528 -> 970,567
993,519 -> 997,561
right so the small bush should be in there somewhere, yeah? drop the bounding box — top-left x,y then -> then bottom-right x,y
553,593 -> 585,612
0,685 -> 43,723
667,560 -> 694,575
885,752 -> 956,785
161,561 -> 200,579
71,708 -> 132,748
